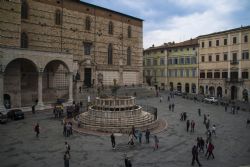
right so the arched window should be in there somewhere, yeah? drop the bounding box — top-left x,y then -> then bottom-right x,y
21,32 -> 28,48
127,47 -> 131,65
108,21 -> 113,35
21,0 -> 28,19
85,16 -> 91,30
108,44 -> 113,65
55,10 -> 62,25
128,25 -> 132,38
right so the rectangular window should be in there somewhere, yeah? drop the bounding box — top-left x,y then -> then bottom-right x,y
174,69 -> 178,77
232,53 -> 237,61
224,38 -> 227,45
216,55 -> 220,61
186,57 -> 190,64
242,51 -> 249,60
214,72 -> 220,78
201,42 -> 204,48
146,59 -> 151,66
192,69 -> 196,77
83,43 -> 92,55
242,72 -> 248,79
174,58 -> 178,64
168,59 -> 172,65
186,69 -> 189,77
244,35 -> 248,43
153,59 -> 157,66
180,69 -> 184,77
207,72 -> 212,78
209,41 -> 212,47
161,70 -> 164,77
216,40 -> 219,46
233,37 -> 237,44
224,53 -> 228,61
222,72 -> 228,78
191,57 -> 196,64
209,55 -> 212,62
200,72 -> 205,78
179,58 -> 184,64
160,58 -> 165,65
202,56 -> 205,62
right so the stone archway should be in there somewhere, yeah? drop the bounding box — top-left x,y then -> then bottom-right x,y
43,60 -> 71,104
4,58 -> 38,107
191,83 -> 196,93
177,82 -> 182,92
199,86 -> 204,94
209,86 -> 215,96
185,83 -> 190,93
217,86 -> 222,98
242,89 -> 248,102
231,86 -> 237,100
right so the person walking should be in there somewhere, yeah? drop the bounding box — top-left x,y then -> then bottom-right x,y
206,142 -> 215,160
199,137 -> 205,153
191,145 -> 202,166
145,129 -> 150,144
191,120 -> 195,132
154,135 -> 159,150
124,155 -> 132,167
160,96 -> 163,103
225,104 -> 228,112
64,151 -> 70,167
131,126 -> 137,139
110,133 -> 116,149
65,142 -> 70,153
138,130 -> 142,144
128,133 -> 134,146
186,120 -> 190,132
198,108 -> 201,116
32,105 -> 36,114
212,125 -> 216,136
171,103 -> 175,112
203,114 -> 207,125
169,104 -> 171,111
34,123 -> 40,138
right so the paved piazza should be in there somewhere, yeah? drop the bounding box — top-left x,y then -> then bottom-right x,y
0,93 -> 250,167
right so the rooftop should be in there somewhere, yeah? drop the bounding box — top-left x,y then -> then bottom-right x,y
198,25 -> 250,38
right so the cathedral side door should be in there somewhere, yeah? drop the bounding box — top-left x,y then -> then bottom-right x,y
84,68 -> 92,87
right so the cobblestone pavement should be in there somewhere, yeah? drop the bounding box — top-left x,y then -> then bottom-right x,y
0,93 -> 250,167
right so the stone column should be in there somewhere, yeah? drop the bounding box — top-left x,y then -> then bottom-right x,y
0,72 -> 5,111
37,72 -> 44,108
68,72 -> 73,103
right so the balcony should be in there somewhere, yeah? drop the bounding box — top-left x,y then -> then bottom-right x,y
230,60 -> 239,65
225,78 -> 244,83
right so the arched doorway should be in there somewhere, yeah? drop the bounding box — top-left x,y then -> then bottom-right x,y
191,83 -> 196,93
185,83 -> 190,93
4,94 -> 11,109
43,60 -> 70,103
231,86 -> 237,100
199,86 -> 204,94
177,83 -> 182,92
217,86 -> 222,98
170,82 -> 173,91
4,58 -> 38,107
209,86 -> 215,96
242,89 -> 248,102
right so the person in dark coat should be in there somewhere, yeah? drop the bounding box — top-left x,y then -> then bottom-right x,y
145,129 -> 150,143
186,120 -> 190,132
110,133 -> 116,149
34,123 -> 40,137
64,151 -> 70,167
191,145 -> 202,166
125,155 -> 132,167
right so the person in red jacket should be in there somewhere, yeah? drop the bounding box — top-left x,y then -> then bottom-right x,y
207,142 -> 215,160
